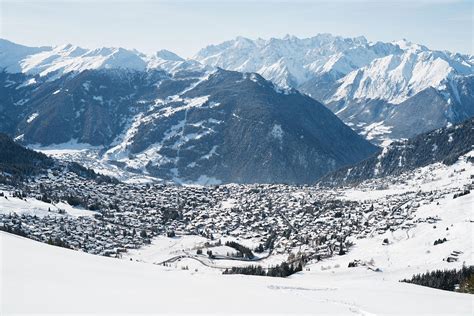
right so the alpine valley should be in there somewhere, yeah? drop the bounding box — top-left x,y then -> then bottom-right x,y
1,35 -> 473,184
1,32 -> 474,315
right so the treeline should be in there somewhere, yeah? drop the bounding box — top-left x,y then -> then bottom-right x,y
223,261 -> 302,278
0,133 -> 53,181
225,241 -> 254,259
67,162 -> 118,184
401,266 -> 474,293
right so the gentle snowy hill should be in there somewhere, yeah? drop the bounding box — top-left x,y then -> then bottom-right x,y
2,231 -> 472,315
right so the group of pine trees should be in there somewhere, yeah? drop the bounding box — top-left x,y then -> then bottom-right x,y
223,261 -> 303,278
47,236 -> 71,249
225,241 -> 254,259
401,266 -> 474,293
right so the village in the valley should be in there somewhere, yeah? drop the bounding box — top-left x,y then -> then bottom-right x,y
0,159 -> 471,271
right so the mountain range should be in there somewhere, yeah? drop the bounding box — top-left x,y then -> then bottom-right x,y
195,34 -> 474,144
0,38 -> 378,184
0,35 -> 472,184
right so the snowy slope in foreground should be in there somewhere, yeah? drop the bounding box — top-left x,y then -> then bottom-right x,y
1,231 -> 472,315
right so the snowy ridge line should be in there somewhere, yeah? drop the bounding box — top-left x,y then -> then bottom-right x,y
195,34 -> 473,104
0,38 -> 208,79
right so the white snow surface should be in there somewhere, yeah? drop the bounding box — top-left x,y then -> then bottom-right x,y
3,36 -> 472,106
0,39 -> 207,79
0,191 -> 97,218
330,47 -> 473,104
2,230 -> 472,314
25,112 -> 39,123
195,34 -> 394,88
195,35 -> 473,104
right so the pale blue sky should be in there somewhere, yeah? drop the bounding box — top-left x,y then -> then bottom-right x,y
1,0 -> 472,57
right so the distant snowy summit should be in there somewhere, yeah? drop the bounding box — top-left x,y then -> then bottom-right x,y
0,39 -> 206,79
195,34 -> 474,143
1,34 -> 473,145
195,34 -> 473,104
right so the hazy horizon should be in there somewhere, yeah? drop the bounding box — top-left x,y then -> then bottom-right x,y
0,0 -> 472,58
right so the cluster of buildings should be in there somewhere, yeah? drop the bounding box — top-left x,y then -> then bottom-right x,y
0,164 -> 470,262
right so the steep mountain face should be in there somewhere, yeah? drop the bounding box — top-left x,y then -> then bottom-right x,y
103,69 -> 378,184
0,56 -> 378,184
12,69 -> 175,146
195,35 -> 474,144
319,118 -> 474,186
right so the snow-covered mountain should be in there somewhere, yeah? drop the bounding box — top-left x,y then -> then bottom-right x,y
2,36 -> 473,144
0,39 -> 207,79
195,35 -> 474,143
0,63 -> 377,184
195,34 -> 401,88
330,39 -> 473,104
320,117 -> 474,186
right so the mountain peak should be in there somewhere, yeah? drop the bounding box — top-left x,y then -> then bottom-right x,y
154,49 -> 184,61
392,38 -> 428,52
0,39 -> 190,77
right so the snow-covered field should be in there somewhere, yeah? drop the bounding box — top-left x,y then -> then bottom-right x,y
0,191 -> 97,218
124,234 -> 287,271
1,231 -> 472,315
307,193 -> 473,281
